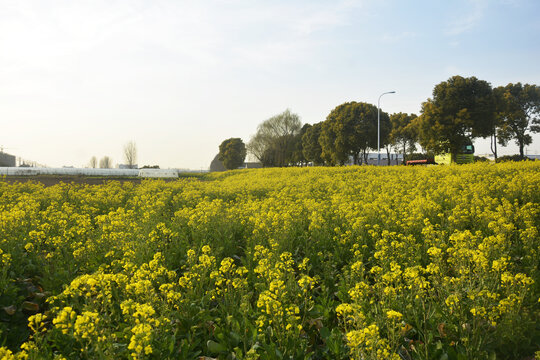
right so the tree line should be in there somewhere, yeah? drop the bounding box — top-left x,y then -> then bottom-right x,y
88,141 -> 138,169
217,76 -> 540,169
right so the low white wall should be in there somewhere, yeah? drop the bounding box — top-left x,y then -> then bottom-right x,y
0,167 -> 182,178
138,169 -> 179,178
0,167 -> 139,177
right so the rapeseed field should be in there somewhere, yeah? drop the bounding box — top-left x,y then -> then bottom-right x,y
1,162 -> 539,359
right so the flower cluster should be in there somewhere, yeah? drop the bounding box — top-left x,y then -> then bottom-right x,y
0,162 -> 539,359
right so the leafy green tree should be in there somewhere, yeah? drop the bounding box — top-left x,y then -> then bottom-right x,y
218,138 -> 247,170
290,124 -> 311,166
319,102 -> 389,165
319,120 -> 339,166
302,122 -> 324,165
417,75 -> 495,160
247,109 -> 302,167
494,83 -> 540,158
389,113 -> 418,164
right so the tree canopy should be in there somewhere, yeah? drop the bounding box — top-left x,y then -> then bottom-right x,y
494,83 -> 540,157
417,75 -> 495,158
234,76 -> 539,168
302,122 -> 324,165
320,102 -> 389,165
289,124 -> 311,166
247,109 -> 302,167
389,113 -> 418,163
218,138 -> 247,170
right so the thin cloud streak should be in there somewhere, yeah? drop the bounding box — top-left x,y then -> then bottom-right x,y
445,0 -> 488,35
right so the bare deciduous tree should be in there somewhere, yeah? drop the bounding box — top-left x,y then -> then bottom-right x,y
89,156 -> 97,168
99,156 -> 113,169
123,141 -> 137,168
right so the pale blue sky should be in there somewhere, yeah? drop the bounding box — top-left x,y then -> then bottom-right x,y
1,0 -> 539,168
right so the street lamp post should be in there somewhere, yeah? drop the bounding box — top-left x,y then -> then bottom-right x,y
377,91 -> 396,166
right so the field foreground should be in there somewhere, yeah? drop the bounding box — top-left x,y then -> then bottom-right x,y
1,163 -> 539,359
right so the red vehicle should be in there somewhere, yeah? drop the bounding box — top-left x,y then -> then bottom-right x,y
406,159 -> 436,165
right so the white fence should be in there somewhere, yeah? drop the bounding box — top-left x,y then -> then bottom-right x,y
0,167 -> 181,178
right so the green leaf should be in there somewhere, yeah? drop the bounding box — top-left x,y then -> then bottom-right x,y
207,340 -> 226,354
229,331 -> 242,344
168,334 -> 175,354
320,327 -> 331,340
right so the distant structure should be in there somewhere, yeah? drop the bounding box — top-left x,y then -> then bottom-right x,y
0,152 -> 16,167
0,167 -> 187,178
210,154 -> 226,172
365,153 -> 404,166
210,154 -> 262,171
477,153 -> 540,161
345,153 -> 404,166
242,162 -> 262,169
118,164 -> 138,169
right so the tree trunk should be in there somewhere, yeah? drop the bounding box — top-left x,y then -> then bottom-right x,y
490,128 -> 498,160
451,150 -> 457,164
